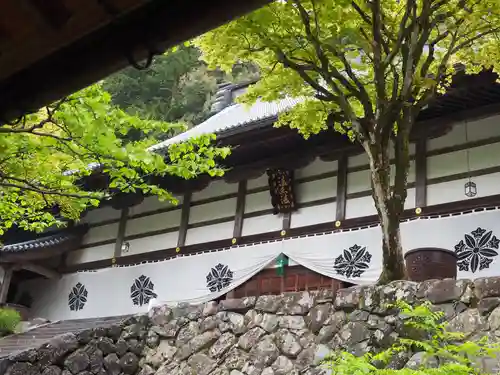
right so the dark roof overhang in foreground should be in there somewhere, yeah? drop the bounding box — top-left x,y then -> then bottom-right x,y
0,225 -> 88,263
0,0 -> 269,122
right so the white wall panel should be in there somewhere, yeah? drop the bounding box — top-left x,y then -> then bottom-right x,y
129,196 -> 181,217
126,210 -> 181,237
295,158 -> 337,179
347,169 -> 371,194
428,143 -> 500,180
296,177 -> 337,203
66,243 -> 115,265
291,202 -> 336,228
192,180 -> 238,201
346,188 -> 416,219
186,221 -> 234,245
81,206 -> 121,225
189,198 -> 236,224
247,173 -> 268,190
126,232 -> 178,255
346,196 -> 376,219
82,223 -> 119,245
242,214 -> 282,236
245,191 -> 271,213
428,116 -> 500,151
427,172 -> 500,206
405,188 -> 416,209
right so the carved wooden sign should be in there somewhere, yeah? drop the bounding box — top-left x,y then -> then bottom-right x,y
267,168 -> 297,214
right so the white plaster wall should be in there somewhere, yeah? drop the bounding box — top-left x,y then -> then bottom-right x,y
66,243 -> 115,265
428,116 -> 500,151
189,198 -> 237,224
295,158 -> 337,179
125,232 -> 179,255
192,180 -> 238,201
245,191 -> 272,213
126,209 -> 182,237
242,214 -> 283,236
428,142 -> 500,179
428,172 -> 500,206
186,221 -> 234,245
81,206 -> 121,225
345,188 -> 416,219
347,161 -> 416,195
128,195 -> 182,217
247,173 -> 268,190
291,202 -> 336,227
296,177 -> 337,203
82,223 -> 119,245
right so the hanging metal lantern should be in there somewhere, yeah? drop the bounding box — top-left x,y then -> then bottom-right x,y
464,180 -> 477,197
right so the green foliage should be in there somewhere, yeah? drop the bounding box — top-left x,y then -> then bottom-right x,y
0,84 -> 230,234
103,46 -> 219,128
103,45 -> 260,131
197,0 -> 500,140
323,301 -> 500,375
0,308 -> 21,335
196,0 -> 500,282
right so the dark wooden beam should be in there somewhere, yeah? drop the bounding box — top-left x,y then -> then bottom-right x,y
113,207 -> 129,258
233,180 -> 247,238
282,212 -> 292,231
0,267 -> 12,303
335,154 -> 348,221
27,0 -> 72,30
415,137 -> 427,208
0,0 -> 270,121
177,192 -> 192,248
17,263 -> 61,279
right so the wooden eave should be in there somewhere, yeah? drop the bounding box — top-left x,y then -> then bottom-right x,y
0,225 -> 88,263
82,72 -> 500,201
0,0 -> 269,122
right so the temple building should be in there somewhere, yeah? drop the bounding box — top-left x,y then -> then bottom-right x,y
3,70 -> 500,322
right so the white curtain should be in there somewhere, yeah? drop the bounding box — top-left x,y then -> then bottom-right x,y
283,227 -> 383,285
20,209 -> 500,321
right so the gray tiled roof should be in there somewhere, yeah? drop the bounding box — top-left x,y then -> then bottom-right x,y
149,97 -> 302,151
1,226 -> 88,253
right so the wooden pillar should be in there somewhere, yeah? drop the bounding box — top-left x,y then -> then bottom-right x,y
0,266 -> 13,304
336,154 -> 348,221
415,136 -> 428,208
282,212 -> 292,231
114,207 -> 129,258
177,192 -> 192,248
233,180 -> 247,238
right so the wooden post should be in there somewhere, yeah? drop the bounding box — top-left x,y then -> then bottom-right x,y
282,212 -> 292,231
177,192 -> 192,248
233,180 -> 247,238
336,154 -> 348,221
114,207 -> 129,258
415,136 -> 428,208
0,266 -> 13,303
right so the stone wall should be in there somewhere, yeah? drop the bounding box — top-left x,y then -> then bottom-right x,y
5,277 -> 500,375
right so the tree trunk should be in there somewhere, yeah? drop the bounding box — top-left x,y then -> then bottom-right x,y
365,135 -> 409,284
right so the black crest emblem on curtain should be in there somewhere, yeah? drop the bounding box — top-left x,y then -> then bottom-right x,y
206,263 -> 233,292
68,282 -> 88,311
130,275 -> 158,306
334,244 -> 372,278
455,227 -> 500,273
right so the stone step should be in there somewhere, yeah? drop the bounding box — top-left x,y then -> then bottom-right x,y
0,314 -> 131,358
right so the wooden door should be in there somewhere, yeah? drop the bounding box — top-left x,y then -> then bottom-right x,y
232,265 -> 345,298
